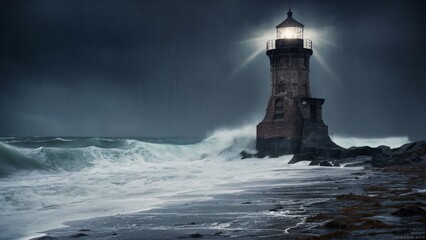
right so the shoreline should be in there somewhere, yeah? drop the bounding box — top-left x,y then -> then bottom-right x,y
30,166 -> 362,239
30,164 -> 426,240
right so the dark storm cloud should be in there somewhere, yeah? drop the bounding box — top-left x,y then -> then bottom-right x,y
0,0 -> 425,140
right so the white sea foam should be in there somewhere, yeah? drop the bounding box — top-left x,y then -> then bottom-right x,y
333,135 -> 410,148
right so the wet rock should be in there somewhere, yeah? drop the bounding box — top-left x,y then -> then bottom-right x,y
70,232 -> 89,238
359,219 -> 389,229
309,160 -> 320,166
189,233 -> 203,238
306,213 -> 331,222
288,152 -> 317,164
411,156 -> 424,163
371,155 -> 411,167
269,204 -> 283,212
372,141 -> 426,167
78,229 -> 90,232
341,146 -> 384,158
377,145 -> 392,155
391,205 -> 426,217
304,231 -> 348,240
288,140 -> 426,168
324,220 -> 348,229
324,219 -> 389,231
241,201 -> 251,204
336,193 -> 376,202
319,161 -> 332,167
240,151 -> 256,159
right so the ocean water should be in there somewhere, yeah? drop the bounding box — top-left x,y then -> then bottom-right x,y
0,125 -> 410,239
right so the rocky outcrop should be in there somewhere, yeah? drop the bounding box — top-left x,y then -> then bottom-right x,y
371,141 -> 426,167
289,140 -> 426,167
241,140 -> 426,168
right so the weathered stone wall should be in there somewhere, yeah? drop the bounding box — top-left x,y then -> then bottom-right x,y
256,38 -> 339,156
298,98 -> 324,121
300,120 -> 338,151
256,137 -> 300,157
257,120 -> 302,139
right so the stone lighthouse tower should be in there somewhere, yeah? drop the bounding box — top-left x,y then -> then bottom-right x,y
256,9 -> 338,157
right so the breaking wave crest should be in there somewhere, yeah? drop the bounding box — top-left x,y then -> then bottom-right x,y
0,125 -> 256,178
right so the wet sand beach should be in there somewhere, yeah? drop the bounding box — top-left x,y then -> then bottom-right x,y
32,164 -> 425,240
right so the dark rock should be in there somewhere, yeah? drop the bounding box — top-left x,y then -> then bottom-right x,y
189,233 -> 203,238
289,146 -> 382,165
377,145 -> 392,155
372,155 -> 411,167
288,152 -> 317,164
306,231 -> 349,240
319,161 -> 332,167
213,231 -> 223,236
392,229 -> 411,235
288,140 -> 426,168
410,156 -> 423,163
372,202 -> 382,208
372,141 -> 426,167
309,160 -> 319,166
333,162 -> 340,167
359,219 -> 389,229
336,193 -> 375,202
240,151 -> 256,159
324,220 -> 348,229
78,229 -> 90,232
112,232 -> 117,236
341,146 -> 384,158
70,233 -> 89,238
270,204 -> 283,212
306,213 -> 331,222
241,201 -> 251,204
391,205 -> 426,217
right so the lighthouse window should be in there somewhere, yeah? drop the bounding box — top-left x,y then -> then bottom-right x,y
274,113 -> 284,120
274,99 -> 285,120
277,27 -> 303,39
275,98 -> 284,107
278,81 -> 285,93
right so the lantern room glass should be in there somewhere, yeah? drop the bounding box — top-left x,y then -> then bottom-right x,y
277,26 -> 303,39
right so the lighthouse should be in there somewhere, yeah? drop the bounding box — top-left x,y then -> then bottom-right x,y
256,9 -> 338,157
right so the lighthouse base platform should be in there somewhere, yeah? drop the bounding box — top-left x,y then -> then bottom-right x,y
256,120 -> 340,157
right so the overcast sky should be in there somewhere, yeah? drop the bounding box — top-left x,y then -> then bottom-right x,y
1,0 -> 425,140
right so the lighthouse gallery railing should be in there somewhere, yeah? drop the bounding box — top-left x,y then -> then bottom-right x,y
266,39 -> 312,51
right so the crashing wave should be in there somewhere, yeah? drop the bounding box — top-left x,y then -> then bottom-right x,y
0,124 -> 257,177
